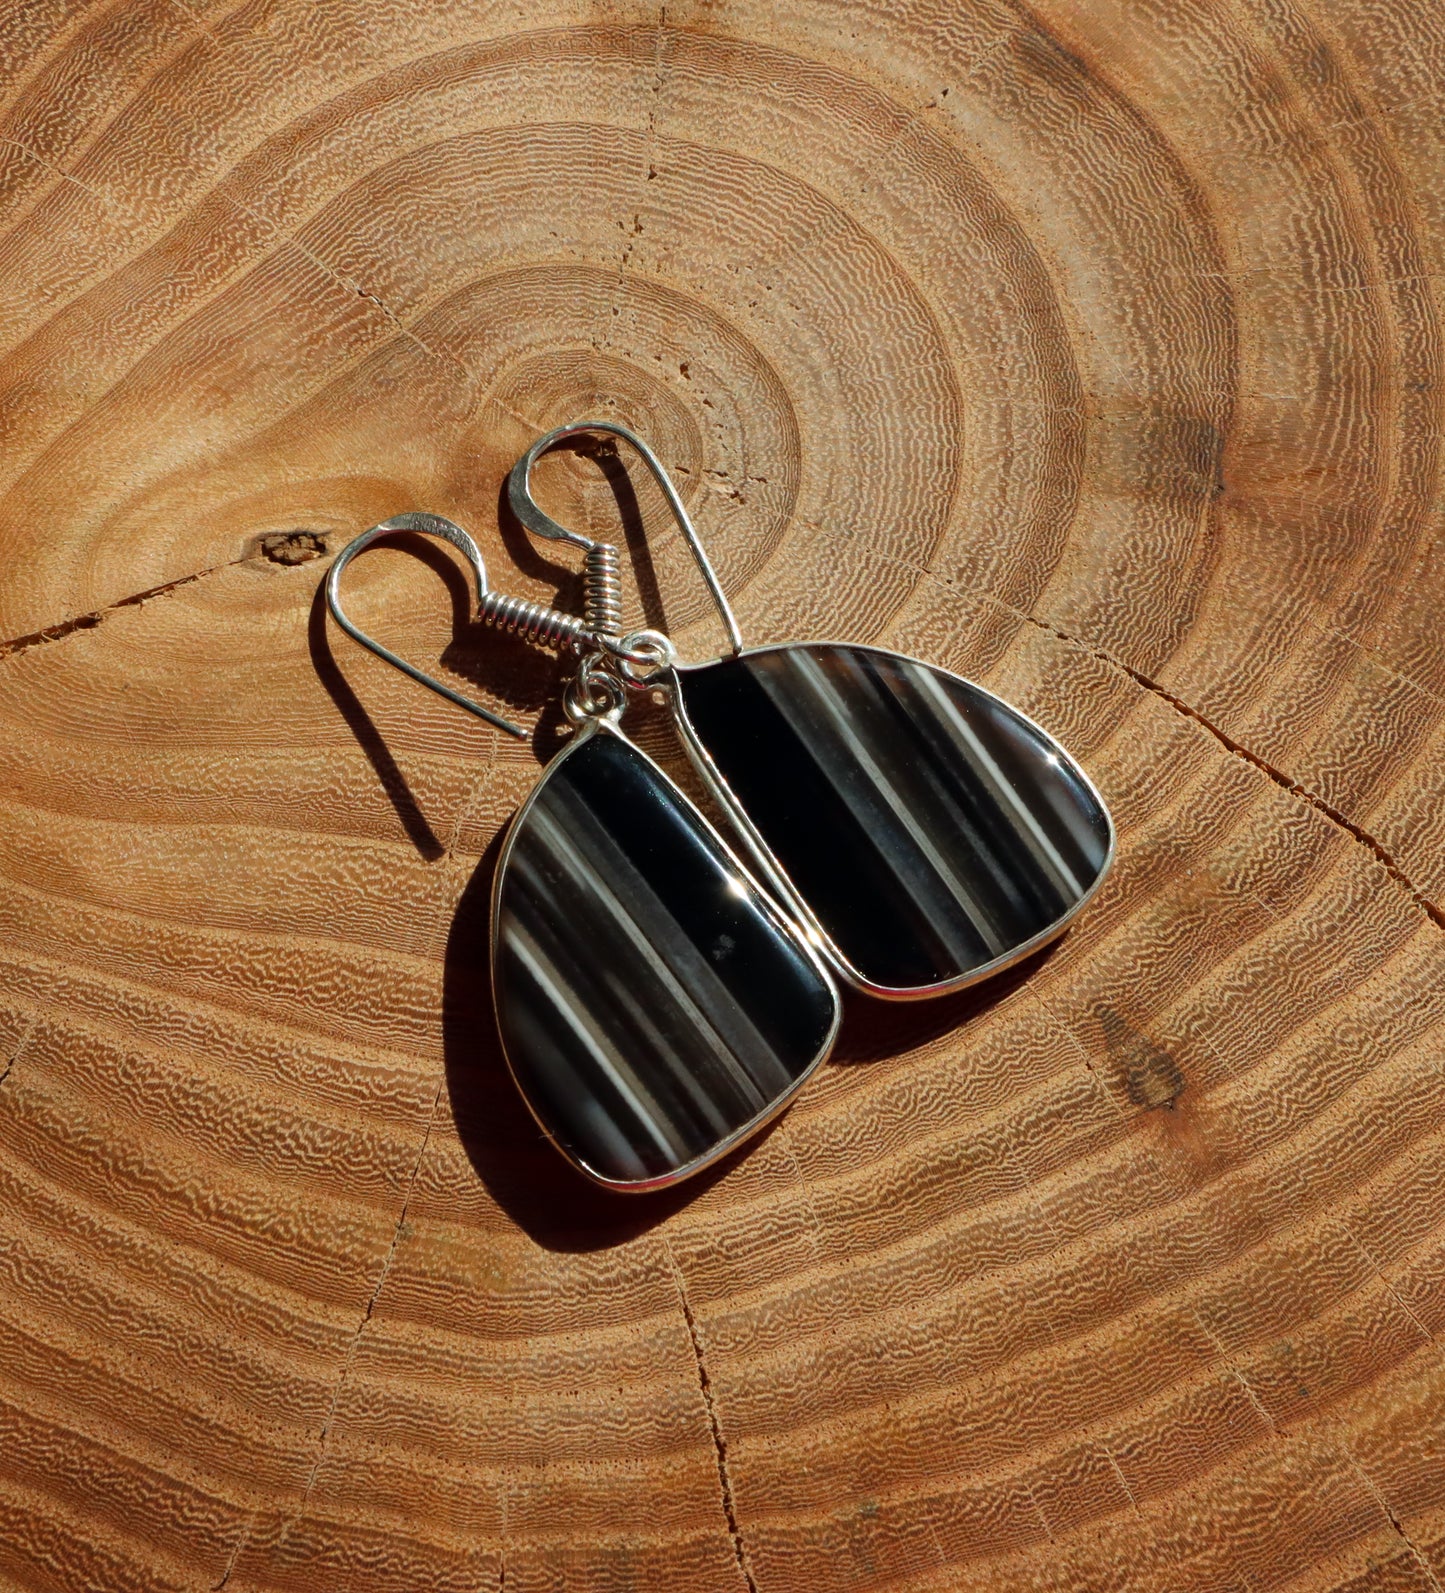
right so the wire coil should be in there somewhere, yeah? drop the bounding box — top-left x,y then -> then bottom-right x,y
477,538 -> 625,652
583,542 -> 624,636
478,591 -> 593,652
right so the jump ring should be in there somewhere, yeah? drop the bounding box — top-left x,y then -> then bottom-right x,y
598,627 -> 677,684
563,654 -> 627,724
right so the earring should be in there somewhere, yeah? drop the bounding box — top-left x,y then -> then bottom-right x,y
509,424 -> 1116,1002
326,512 -> 841,1191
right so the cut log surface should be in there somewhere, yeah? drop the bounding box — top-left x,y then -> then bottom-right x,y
1,1 -> 1444,1589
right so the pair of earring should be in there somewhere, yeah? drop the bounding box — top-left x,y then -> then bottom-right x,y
326,422 -> 1115,1192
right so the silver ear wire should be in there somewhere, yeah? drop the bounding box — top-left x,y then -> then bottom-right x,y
327,507 -> 683,742
507,420 -> 745,655
325,512 -> 529,739
326,511 -> 640,741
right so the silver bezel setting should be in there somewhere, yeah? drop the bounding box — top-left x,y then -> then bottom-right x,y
665,640 -> 1119,1003
488,716 -> 843,1194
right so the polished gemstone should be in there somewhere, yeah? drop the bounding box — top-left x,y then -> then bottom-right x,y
675,644 -> 1113,994
492,725 -> 840,1188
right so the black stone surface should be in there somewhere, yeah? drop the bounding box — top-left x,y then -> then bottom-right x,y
677,645 -> 1113,992
493,725 -> 839,1187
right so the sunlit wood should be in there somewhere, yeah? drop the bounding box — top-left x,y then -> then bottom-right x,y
0,2 -> 1442,1588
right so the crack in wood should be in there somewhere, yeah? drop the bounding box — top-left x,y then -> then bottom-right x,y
275,1077 -> 443,1557
1016,608 -> 1445,933
0,557 -> 250,662
0,135 -> 113,209
781,520 -> 1444,930
1348,1457 -> 1445,1593
665,1242 -> 759,1593
599,1 -> 670,353
209,1515 -> 252,1591
1340,1221 -> 1438,1346
0,1013 -> 40,1092
215,188 -> 473,381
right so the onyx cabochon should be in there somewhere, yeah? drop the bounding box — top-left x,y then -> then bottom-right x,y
491,723 -> 841,1189
674,643 -> 1114,995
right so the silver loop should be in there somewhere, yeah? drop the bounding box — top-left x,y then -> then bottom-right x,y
507,420 -> 744,655
597,627 -> 678,685
563,655 -> 627,724
325,514 -> 528,740
597,626 -> 676,666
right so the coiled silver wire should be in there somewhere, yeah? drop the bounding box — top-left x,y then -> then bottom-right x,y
477,539 -> 625,652
583,542 -> 624,636
478,590 -> 593,652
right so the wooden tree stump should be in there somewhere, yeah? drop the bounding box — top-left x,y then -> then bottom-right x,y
1,2 -> 1443,1589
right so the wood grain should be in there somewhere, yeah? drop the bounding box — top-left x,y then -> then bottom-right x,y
0,1 -> 1443,1588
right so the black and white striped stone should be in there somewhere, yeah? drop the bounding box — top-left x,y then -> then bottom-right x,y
492,724 -> 840,1189
675,644 -> 1113,995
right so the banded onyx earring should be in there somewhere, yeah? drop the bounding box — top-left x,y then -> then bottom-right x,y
326,512 -> 841,1192
509,423 -> 1117,1002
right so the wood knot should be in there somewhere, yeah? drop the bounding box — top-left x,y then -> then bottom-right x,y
1098,1005 -> 1186,1111
258,530 -> 329,565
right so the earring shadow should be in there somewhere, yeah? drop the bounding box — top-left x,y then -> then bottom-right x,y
314,521 -> 782,1246
440,826 -> 760,1252
440,856 -> 1057,1253
829,939 -> 1064,1063
496,436 -> 670,635
308,562 -> 448,862
319,513 -> 1062,1249
316,529 -> 567,814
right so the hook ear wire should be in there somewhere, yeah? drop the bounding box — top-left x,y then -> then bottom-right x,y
507,420 -> 745,655
324,512 -> 529,740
